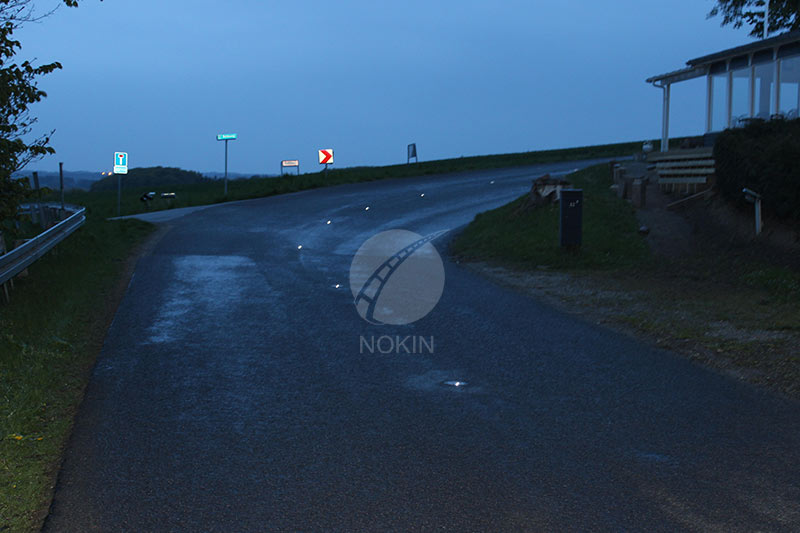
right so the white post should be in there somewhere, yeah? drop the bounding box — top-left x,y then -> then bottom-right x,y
774,56 -> 781,115
727,69 -> 734,127
706,74 -> 714,132
750,64 -> 756,117
661,83 -> 671,151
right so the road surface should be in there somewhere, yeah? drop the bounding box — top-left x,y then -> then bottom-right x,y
45,161 -> 800,531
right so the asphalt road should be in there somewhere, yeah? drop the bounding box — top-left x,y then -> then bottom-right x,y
45,161 -> 800,532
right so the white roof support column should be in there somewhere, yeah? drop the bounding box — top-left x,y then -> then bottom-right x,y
646,65 -> 706,146
661,83 -> 671,151
774,56 -> 781,114
706,74 -> 714,132
750,64 -> 756,117
727,69 -> 734,127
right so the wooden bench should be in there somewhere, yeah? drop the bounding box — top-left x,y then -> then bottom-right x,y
646,148 -> 714,195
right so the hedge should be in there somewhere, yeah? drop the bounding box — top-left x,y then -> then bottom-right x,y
714,118 -> 800,224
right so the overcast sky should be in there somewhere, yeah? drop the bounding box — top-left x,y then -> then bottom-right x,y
19,0 -> 755,175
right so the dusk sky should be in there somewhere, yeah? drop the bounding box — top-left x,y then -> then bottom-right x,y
19,1 -> 755,175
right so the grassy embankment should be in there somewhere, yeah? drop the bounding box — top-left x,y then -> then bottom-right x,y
0,217 -> 154,532
451,163 -> 651,269
451,163 -> 800,397
3,140 -> 659,531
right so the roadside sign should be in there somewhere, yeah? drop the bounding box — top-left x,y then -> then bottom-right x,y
216,134 -> 237,196
407,143 -> 417,164
318,149 -> 333,165
114,152 -> 128,174
281,160 -> 300,175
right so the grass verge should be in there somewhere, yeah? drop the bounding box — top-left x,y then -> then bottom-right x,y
451,163 -> 800,398
0,216 -> 154,532
450,164 -> 651,269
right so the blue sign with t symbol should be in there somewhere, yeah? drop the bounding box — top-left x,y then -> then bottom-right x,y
114,152 -> 128,174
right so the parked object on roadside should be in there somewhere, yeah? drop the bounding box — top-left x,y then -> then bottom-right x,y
140,191 -> 156,209
516,174 -> 573,213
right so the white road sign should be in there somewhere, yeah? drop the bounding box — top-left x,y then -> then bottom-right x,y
318,149 -> 333,165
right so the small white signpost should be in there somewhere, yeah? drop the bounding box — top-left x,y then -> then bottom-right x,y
281,160 -> 300,175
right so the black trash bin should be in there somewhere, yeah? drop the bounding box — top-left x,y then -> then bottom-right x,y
559,189 -> 583,248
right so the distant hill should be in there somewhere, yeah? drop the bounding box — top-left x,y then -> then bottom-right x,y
90,166 -> 209,192
12,170 -> 103,191
203,171 -> 277,179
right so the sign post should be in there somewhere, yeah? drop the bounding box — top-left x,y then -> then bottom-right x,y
318,148 -> 333,177
114,152 -> 128,217
281,160 -> 300,175
407,143 -> 417,164
217,133 -> 237,195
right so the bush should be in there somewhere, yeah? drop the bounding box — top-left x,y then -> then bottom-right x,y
714,118 -> 800,224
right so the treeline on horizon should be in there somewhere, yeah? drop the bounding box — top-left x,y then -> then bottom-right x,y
89,166 -> 210,192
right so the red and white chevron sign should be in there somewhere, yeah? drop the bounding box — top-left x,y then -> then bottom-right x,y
318,149 -> 333,165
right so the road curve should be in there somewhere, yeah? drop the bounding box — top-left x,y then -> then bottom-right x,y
45,161 -> 800,532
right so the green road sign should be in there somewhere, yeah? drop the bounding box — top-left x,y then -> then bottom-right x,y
217,133 -> 237,141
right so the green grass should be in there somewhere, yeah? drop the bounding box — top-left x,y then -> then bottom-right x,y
55,139 -> 675,219
0,216 -> 154,532
450,163 -> 651,269
741,266 -> 800,302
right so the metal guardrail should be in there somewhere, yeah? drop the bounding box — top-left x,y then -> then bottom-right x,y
0,204 -> 86,285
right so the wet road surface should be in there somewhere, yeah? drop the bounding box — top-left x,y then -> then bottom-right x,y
45,161 -> 800,531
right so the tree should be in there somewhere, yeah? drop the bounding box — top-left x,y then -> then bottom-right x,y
0,0 -> 79,224
709,0 -> 800,38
